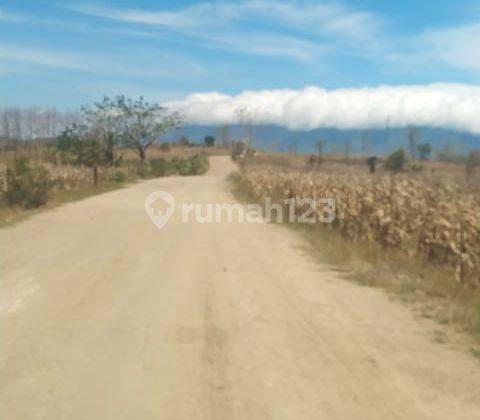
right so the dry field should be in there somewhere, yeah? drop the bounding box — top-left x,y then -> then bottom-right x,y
240,154 -> 480,287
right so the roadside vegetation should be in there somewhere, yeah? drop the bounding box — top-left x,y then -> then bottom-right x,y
0,96 -> 215,226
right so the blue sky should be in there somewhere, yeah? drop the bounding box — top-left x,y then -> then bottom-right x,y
1,0 -> 480,109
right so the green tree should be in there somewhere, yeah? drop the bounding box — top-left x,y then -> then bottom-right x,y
81,96 -> 124,166
204,135 -> 215,147
114,96 -> 181,161
56,127 -> 104,185
417,143 -> 432,161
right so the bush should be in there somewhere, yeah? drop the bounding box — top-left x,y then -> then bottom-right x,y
384,149 -> 407,172
178,154 -> 210,175
150,158 -> 176,177
110,170 -> 127,183
231,141 -> 245,161
365,156 -> 377,174
177,154 -> 209,176
409,162 -> 424,172
130,160 -> 150,178
189,154 -> 209,175
4,157 -> 54,208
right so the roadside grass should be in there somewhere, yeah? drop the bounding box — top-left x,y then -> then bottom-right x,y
229,170 -> 480,348
0,180 -> 132,228
0,152 -> 213,228
472,348 -> 480,359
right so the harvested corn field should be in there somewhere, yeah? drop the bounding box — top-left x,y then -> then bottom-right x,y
240,163 -> 480,286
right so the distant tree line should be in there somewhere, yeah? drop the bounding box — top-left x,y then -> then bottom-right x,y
0,107 -> 80,140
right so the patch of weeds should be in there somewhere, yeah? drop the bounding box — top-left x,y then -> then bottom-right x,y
4,157 -> 54,208
150,158 -> 176,177
470,348 -> 480,359
110,170 -> 127,183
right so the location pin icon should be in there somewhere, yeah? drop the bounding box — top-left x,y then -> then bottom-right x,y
145,191 -> 176,229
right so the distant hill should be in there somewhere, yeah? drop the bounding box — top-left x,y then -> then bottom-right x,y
163,125 -> 480,156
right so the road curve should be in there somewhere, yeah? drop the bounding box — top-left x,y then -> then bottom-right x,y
1,156 -> 479,419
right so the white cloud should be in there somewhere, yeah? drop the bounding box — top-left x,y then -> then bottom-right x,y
69,1 -> 382,60
196,32 -> 329,61
423,22 -> 480,73
70,1 -> 381,40
165,84 -> 480,134
236,1 -> 381,42
0,45 -> 93,72
70,4 -> 194,27
0,44 -> 204,78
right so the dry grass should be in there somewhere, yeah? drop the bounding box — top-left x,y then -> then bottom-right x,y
0,143 -> 229,226
241,159 -> 480,285
0,144 -> 224,227
0,180 -> 131,228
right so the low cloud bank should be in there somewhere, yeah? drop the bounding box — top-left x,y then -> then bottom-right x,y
165,84 -> 480,134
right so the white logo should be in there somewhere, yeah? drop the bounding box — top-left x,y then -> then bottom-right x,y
144,191 -> 176,229
145,191 -> 335,230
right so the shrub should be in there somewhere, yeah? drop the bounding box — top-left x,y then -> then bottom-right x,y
175,154 -> 209,176
4,157 -> 54,208
189,153 -> 209,175
110,170 -> 127,183
365,156 -> 377,174
150,158 -> 176,177
231,141 -> 245,161
409,162 -> 424,172
130,160 -> 150,178
384,149 -> 407,172
176,159 -> 192,175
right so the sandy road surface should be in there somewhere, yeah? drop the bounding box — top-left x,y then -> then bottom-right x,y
1,156 -> 480,419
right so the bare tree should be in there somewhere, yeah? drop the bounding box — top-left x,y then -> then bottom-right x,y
315,138 -> 324,157
0,108 -> 11,139
407,126 -> 419,160
0,106 -> 80,141
217,125 -> 230,147
235,107 -> 255,149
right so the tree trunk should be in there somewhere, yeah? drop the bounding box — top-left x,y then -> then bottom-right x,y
93,165 -> 98,186
139,147 -> 146,161
104,133 -> 115,166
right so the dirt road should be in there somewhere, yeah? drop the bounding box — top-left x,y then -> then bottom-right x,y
1,156 -> 479,419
